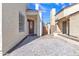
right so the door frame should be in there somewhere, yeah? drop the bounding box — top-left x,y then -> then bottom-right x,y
28,19 -> 34,35
62,19 -> 70,35
62,21 -> 67,34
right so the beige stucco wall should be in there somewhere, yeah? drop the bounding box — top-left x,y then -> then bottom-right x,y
50,15 -> 55,34
56,4 -> 79,37
56,11 -> 64,20
34,17 -> 37,35
70,12 -> 79,38
56,4 -> 79,20
64,4 -> 79,17
42,24 -> 48,35
57,19 -> 63,33
38,12 -> 42,36
57,11 -> 79,38
26,10 -> 43,36
37,14 -> 41,36
2,3 -> 28,54
26,10 -> 42,36
33,13 -> 42,36
50,9 -> 56,34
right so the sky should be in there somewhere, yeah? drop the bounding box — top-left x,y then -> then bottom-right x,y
27,3 -> 73,24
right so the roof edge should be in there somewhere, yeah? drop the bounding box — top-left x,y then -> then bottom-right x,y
55,3 -> 77,16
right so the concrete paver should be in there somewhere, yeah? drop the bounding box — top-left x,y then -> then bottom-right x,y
6,35 -> 79,56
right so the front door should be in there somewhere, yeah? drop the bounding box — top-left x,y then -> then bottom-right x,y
63,21 -> 67,34
28,20 -> 34,35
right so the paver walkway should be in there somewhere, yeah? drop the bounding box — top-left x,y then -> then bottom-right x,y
6,35 -> 79,56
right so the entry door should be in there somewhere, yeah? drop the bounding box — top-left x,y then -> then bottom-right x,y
63,21 -> 67,34
68,19 -> 70,35
28,20 -> 34,35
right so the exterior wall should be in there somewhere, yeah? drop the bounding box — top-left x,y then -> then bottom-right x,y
56,11 -> 64,20
37,14 -> 41,36
70,12 -> 79,38
64,4 -> 79,17
26,11 -> 42,36
35,4 -> 43,36
57,19 -> 63,33
34,18 -> 37,35
42,24 -> 50,35
50,9 -> 56,34
56,4 -> 79,20
56,4 -> 79,38
37,12 -> 42,36
42,25 -> 48,35
56,17 -> 69,34
2,3 -> 28,54
57,11 -> 79,38
39,12 -> 42,36
57,12 -> 79,38
47,24 -> 50,34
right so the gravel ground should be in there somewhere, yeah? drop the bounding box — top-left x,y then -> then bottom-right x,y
6,35 -> 79,56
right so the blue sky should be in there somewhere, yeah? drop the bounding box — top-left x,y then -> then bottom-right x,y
27,3 -> 73,24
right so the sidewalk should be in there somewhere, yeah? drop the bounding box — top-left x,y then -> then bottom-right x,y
57,34 -> 79,46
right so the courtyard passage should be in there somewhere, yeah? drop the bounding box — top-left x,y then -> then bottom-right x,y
6,35 -> 79,56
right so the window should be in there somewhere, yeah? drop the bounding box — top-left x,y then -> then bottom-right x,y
19,12 -> 25,32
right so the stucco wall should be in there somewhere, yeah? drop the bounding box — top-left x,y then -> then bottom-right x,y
34,18 -> 37,35
26,11 -> 42,36
37,14 -> 41,36
57,20 -> 63,33
2,3 -> 28,54
57,12 -> 79,38
56,4 -> 79,20
50,16 -> 55,33
56,11 -> 64,20
34,12 -> 42,36
42,25 -> 48,35
50,9 -> 56,34
70,12 -> 79,38
64,4 -> 79,17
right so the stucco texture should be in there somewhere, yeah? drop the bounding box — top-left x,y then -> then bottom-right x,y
2,3 -> 28,54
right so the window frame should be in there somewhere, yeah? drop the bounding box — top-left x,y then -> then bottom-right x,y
19,12 -> 25,32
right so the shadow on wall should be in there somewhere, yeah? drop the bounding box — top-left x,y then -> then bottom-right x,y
57,20 -> 63,33
7,35 -> 39,54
